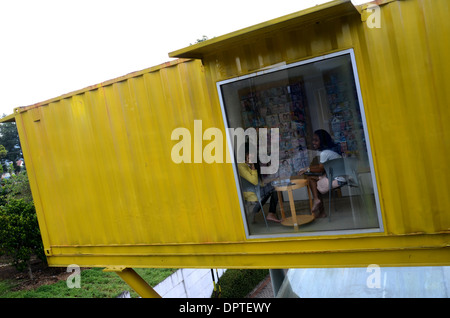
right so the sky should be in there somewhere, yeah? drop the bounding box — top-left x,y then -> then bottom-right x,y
0,0 -> 334,116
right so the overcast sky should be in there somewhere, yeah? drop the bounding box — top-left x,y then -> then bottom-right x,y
0,0 -> 333,116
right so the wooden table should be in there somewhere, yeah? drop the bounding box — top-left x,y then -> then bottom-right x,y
273,178 -> 315,230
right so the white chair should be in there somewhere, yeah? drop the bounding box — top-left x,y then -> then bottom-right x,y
322,157 -> 360,223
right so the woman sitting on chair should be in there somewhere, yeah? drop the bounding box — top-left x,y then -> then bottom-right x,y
237,145 -> 281,223
299,129 -> 343,218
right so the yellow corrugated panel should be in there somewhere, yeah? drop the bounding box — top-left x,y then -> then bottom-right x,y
355,0 -> 450,235
16,59 -> 243,251
193,0 -> 450,236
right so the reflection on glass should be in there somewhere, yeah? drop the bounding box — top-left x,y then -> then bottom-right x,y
219,51 -> 381,237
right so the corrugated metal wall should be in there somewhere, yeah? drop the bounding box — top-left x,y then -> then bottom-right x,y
351,0 -> 450,235
17,59 -> 244,251
201,0 -> 450,236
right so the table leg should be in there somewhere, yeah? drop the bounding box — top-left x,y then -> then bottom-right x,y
277,191 -> 286,220
287,189 -> 298,230
306,184 -> 313,215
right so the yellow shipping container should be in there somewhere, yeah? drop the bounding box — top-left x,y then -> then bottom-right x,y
1,0 -> 449,296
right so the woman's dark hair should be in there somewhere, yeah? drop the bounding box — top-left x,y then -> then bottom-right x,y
314,129 -> 342,154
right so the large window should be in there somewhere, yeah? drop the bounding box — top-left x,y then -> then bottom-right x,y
218,50 -> 382,238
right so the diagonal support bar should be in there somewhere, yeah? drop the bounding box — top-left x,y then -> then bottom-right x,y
104,266 -> 161,298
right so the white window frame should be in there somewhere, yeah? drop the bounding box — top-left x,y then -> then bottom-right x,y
216,49 -> 384,239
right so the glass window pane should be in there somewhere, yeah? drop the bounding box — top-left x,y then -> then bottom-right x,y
219,51 -> 381,237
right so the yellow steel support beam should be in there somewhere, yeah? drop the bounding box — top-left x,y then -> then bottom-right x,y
104,267 -> 161,298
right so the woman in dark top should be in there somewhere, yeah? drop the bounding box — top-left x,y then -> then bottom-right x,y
299,129 -> 342,218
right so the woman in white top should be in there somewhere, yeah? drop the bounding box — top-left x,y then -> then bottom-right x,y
299,129 -> 342,218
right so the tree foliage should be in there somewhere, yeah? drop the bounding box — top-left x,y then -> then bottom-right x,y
212,269 -> 269,298
0,117 -> 22,174
0,121 -> 43,273
0,195 -> 45,272
0,120 -> 21,161
190,35 -> 209,45
0,172 -> 44,271
0,171 -> 33,205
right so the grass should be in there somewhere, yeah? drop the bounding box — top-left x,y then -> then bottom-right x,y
0,267 -> 176,298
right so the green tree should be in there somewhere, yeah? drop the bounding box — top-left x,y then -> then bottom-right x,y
0,144 -> 7,158
0,199 -> 45,276
212,269 -> 269,298
1,171 -> 33,204
0,144 -> 7,175
190,35 -> 209,45
0,171 -> 42,278
0,118 -> 41,278
0,117 -> 22,171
